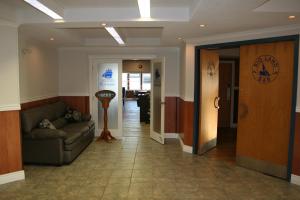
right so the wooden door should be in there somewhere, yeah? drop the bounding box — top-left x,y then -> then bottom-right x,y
198,50 -> 220,154
218,62 -> 233,127
237,41 -> 294,178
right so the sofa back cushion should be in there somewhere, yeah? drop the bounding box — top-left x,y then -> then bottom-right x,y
21,101 -> 67,134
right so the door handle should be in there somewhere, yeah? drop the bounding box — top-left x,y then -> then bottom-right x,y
214,97 -> 220,109
239,103 -> 248,119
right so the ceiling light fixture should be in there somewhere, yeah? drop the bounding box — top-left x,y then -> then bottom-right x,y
102,23 -> 107,26
105,27 -> 125,45
288,15 -> 296,19
177,37 -> 182,40
138,0 -> 151,18
50,38 -> 54,41
200,24 -> 206,27
24,0 -> 63,20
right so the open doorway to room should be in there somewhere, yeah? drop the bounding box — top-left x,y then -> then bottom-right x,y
205,48 -> 240,164
122,60 -> 151,138
195,36 -> 298,180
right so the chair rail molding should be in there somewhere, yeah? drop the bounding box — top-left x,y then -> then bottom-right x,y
0,104 -> 21,112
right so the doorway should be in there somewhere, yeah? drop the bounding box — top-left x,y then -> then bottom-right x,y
194,35 -> 299,180
205,49 -> 240,163
122,60 -> 151,138
89,56 -> 166,144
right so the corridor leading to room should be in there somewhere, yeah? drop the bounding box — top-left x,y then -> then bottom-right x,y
123,100 -> 150,138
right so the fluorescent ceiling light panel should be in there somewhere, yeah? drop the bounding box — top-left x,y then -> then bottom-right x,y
138,0 -> 151,18
24,0 -> 63,19
105,27 -> 125,45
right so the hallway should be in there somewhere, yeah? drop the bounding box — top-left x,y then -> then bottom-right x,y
123,100 -> 150,138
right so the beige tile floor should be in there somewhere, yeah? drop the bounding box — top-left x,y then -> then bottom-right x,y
1,101 -> 300,200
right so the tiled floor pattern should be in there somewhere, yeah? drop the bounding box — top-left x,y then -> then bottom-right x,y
123,100 -> 150,138
1,138 -> 300,200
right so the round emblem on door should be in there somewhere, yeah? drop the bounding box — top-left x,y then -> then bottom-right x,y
207,61 -> 216,77
252,55 -> 279,84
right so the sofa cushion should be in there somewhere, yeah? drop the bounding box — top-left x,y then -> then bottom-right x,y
64,132 -> 82,145
39,119 -> 56,129
30,129 -> 66,139
61,122 -> 94,134
50,102 -> 67,118
52,118 -> 68,129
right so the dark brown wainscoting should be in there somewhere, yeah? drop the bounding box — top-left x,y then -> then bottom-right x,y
21,96 -> 90,115
178,98 -> 194,146
292,113 -> 300,176
165,97 -> 178,133
0,110 -> 22,175
60,96 -> 90,114
21,97 -> 60,110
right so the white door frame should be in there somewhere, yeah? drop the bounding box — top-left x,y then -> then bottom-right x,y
150,57 -> 166,144
88,55 -> 156,138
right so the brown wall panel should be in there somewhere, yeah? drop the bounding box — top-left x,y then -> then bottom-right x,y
293,113 -> 300,176
59,96 -> 90,114
21,97 -> 60,110
165,97 -> 178,133
177,98 -> 194,146
0,111 -> 22,175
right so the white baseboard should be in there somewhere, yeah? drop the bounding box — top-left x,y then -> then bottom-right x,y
0,170 -> 25,185
179,136 -> 193,154
165,133 -> 179,139
291,174 -> 300,186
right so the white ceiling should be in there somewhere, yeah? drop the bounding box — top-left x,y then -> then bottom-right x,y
2,0 -> 300,47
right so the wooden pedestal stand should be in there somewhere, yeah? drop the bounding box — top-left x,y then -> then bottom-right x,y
95,90 -> 116,142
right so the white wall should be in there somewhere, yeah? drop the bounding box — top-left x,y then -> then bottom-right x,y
183,25 -> 300,107
0,23 -> 20,111
58,47 -> 180,97
18,34 -> 59,103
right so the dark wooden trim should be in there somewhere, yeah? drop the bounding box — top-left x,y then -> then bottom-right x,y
165,97 -> 178,133
21,97 -> 60,110
193,34 -> 300,181
59,96 -> 90,114
292,113 -> 300,176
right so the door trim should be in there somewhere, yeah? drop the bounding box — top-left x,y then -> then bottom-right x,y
193,35 -> 300,181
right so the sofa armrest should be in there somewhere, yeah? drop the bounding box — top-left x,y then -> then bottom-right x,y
82,113 -> 92,122
30,129 -> 67,139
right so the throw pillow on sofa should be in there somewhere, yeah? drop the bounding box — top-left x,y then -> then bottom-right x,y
64,107 -> 82,122
39,119 -> 56,129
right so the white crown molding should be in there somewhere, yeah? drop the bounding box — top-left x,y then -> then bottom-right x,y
179,136 -> 193,154
291,174 -> 300,186
59,93 -> 89,97
0,171 -> 25,185
20,94 -> 59,103
165,133 -> 179,139
186,24 -> 300,45
0,104 -> 21,112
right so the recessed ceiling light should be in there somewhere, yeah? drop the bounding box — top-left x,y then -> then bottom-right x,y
200,24 -> 206,27
105,27 -> 125,45
177,37 -> 182,40
101,23 -> 107,26
288,15 -> 296,20
24,0 -> 63,20
50,38 -> 54,41
138,0 -> 151,18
